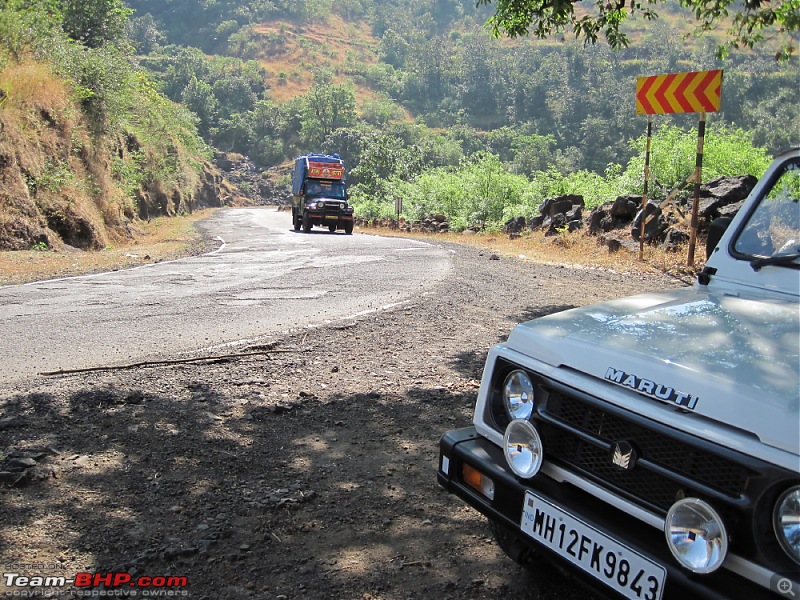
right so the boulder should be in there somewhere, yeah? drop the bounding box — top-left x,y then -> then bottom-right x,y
610,195 -> 640,220
661,228 -> 690,252
544,213 -> 568,237
588,206 -> 614,234
540,194 -> 584,218
631,203 -> 669,243
502,216 -> 527,235
698,175 -> 758,221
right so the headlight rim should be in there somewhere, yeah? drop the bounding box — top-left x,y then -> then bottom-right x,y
665,496 -> 728,574
774,484 -> 800,566
503,418 -> 544,479
502,369 -> 535,421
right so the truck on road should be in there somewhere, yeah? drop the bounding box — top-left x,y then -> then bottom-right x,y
438,147 -> 800,599
291,153 -> 354,234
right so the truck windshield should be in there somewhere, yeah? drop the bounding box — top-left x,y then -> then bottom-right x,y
305,181 -> 346,199
733,158 -> 800,267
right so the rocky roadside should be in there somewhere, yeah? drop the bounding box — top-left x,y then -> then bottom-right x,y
0,242 -> 689,599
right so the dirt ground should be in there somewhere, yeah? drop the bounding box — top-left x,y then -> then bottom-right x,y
0,239 -> 689,600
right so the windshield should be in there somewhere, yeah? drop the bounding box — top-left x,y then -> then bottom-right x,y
305,180 -> 346,199
732,157 -> 800,265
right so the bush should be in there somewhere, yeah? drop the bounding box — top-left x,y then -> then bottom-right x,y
623,123 -> 772,196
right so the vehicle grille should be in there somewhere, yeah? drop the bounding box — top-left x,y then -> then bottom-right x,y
537,389 -> 754,514
317,201 -> 342,213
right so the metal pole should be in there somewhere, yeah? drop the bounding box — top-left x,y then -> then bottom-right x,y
394,196 -> 403,230
639,114 -> 653,261
687,112 -> 706,266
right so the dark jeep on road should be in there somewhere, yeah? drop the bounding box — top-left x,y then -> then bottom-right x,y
291,153 -> 354,234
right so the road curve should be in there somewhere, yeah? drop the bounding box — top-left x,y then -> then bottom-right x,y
0,207 -> 451,384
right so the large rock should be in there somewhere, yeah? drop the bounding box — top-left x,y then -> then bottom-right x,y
610,195 -> 640,220
588,195 -> 640,235
502,216 -> 527,234
700,174 -> 758,204
698,174 -> 758,223
539,194 -> 584,218
631,202 -> 670,243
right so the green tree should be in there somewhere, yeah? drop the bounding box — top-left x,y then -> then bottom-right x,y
300,77 -> 357,147
181,76 -> 218,137
0,0 -> 62,58
245,100 -> 293,165
477,0 -> 799,58
59,0 -> 133,48
160,46 -> 210,99
212,76 -> 257,117
126,13 -> 165,54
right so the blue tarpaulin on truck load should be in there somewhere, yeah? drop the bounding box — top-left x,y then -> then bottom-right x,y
292,154 -> 345,195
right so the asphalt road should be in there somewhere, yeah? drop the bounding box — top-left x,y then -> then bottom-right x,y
0,207 -> 451,384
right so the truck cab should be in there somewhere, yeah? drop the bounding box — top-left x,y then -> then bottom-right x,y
291,153 -> 354,234
438,147 -> 800,599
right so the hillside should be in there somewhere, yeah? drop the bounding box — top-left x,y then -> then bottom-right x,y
1,0 -> 796,253
0,57 -> 241,252
131,1 -> 796,179
251,16 -> 380,103
0,0 -> 253,254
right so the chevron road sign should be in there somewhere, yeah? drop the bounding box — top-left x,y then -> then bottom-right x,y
636,70 -> 723,114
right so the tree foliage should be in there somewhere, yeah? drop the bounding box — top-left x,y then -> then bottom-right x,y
350,122 -> 774,229
300,74 -> 357,147
477,0 -> 799,58
0,0 -> 210,217
2,0 -> 794,233
59,0 -> 133,49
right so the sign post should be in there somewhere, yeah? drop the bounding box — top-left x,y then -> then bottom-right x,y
635,69 -> 723,265
395,196 -> 403,230
639,114 -> 653,261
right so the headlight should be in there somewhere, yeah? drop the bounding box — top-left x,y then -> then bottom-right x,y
503,370 -> 534,420
665,498 -> 728,573
340,202 -> 346,210
774,486 -> 800,565
503,419 -> 543,479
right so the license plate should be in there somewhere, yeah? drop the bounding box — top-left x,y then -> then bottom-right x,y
521,491 -> 665,600
324,215 -> 339,220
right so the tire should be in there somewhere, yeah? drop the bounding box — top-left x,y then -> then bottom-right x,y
302,212 -> 312,233
328,225 -> 337,233
293,209 -> 300,231
344,221 -> 353,235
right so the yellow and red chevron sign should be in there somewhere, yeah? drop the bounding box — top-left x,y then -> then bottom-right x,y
636,70 -> 723,114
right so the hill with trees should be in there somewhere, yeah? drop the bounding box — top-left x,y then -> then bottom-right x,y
0,0 -> 797,250
0,0 -> 241,251
124,0 -> 797,223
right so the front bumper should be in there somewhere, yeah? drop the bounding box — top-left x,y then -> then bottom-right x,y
306,210 -> 353,223
438,427 -> 791,600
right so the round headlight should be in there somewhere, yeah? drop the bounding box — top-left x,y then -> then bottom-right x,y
665,498 -> 728,573
503,419 -> 543,479
774,486 -> 800,565
340,202 -> 346,210
503,370 -> 534,420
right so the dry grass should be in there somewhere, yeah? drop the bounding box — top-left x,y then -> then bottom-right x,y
0,209 -> 217,286
254,16 -> 379,103
1,61 -> 71,113
359,224 -> 704,282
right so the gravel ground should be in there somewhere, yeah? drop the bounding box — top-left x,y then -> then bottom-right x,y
0,241 -> 689,600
